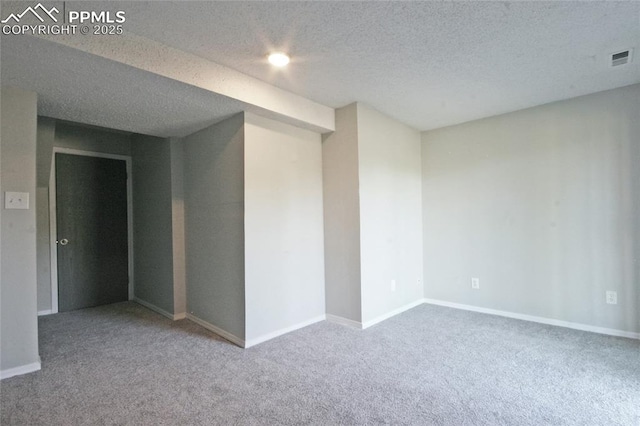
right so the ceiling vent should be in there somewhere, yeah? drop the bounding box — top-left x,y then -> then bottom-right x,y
610,49 -> 632,67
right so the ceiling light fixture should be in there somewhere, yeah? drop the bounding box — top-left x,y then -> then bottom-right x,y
268,52 -> 290,67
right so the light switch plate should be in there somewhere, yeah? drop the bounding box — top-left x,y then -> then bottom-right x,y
5,192 -> 29,209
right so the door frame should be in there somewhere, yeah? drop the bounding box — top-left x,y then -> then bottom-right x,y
49,147 -> 134,313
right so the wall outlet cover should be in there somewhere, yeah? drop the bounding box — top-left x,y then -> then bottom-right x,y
5,191 -> 29,209
471,277 -> 480,289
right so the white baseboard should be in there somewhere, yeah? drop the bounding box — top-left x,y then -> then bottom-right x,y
37,309 -> 52,316
326,314 -> 363,329
186,314 -> 245,348
133,297 -> 183,321
245,315 -> 326,348
362,299 -> 425,329
423,298 -> 640,340
1,358 -> 41,380
326,299 -> 425,330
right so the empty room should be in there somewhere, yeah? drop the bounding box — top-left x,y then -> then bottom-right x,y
1,1 -> 638,424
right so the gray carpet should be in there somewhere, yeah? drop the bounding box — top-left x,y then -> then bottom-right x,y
1,302 -> 638,425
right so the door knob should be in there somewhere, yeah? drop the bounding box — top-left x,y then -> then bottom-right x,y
59,238 -> 69,246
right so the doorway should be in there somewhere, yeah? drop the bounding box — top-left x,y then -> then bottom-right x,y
49,148 -> 133,313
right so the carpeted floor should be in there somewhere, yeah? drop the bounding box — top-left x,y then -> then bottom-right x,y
1,302 -> 638,425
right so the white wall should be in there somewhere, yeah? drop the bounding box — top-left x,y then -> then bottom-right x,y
322,104 -> 362,322
422,84 -> 640,334
183,114 -> 246,340
244,113 -> 326,344
357,104 -> 424,324
1,87 -> 40,376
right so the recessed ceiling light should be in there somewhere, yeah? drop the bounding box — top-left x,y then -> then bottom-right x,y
268,52 -> 290,67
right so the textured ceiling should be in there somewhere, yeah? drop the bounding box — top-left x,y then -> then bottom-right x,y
112,1 -> 640,131
1,35 -> 250,137
2,1 -> 640,135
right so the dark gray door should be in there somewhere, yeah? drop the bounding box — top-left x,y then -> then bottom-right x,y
56,153 -> 129,312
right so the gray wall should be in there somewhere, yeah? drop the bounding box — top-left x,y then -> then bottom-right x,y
322,104 -> 362,322
131,135 -> 175,314
170,139 -> 187,316
1,87 -> 40,373
35,117 -> 55,312
53,121 -> 131,155
422,84 -> 640,333
36,117 -> 55,188
183,114 -> 246,340
244,113 -> 326,343
36,187 -> 51,312
35,120 -> 132,313
357,104 -> 424,323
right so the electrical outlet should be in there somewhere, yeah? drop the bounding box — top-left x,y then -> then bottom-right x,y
606,291 -> 617,305
391,279 -> 397,292
471,277 -> 480,289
